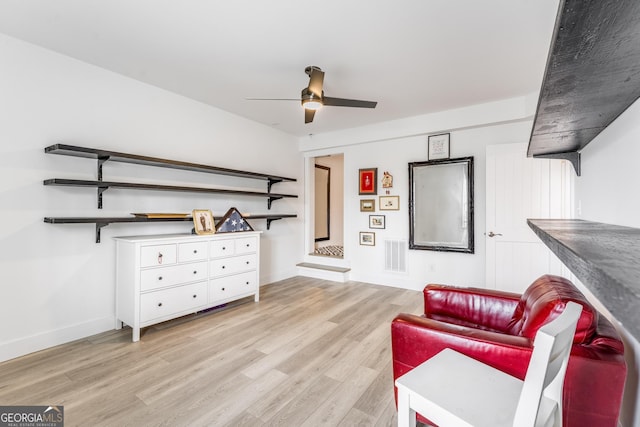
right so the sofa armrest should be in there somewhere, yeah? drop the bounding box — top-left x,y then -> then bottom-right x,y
423,285 -> 521,332
391,313 -> 532,380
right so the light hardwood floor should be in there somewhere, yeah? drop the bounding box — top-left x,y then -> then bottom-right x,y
0,277 -> 423,426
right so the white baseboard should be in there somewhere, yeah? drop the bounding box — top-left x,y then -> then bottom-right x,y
0,316 -> 113,363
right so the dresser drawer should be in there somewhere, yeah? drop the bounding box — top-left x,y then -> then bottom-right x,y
210,254 -> 256,277
140,261 -> 207,291
209,271 -> 257,302
140,281 -> 207,323
210,239 -> 235,258
140,244 -> 177,267
235,236 -> 258,254
178,241 -> 208,262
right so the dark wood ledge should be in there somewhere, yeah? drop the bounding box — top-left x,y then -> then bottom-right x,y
528,219 -> 640,340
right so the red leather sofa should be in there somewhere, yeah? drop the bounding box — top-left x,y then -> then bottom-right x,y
391,275 -> 626,427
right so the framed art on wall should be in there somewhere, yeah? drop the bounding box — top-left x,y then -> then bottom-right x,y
359,168 -> 378,195
359,231 -> 375,246
428,133 -> 450,160
369,215 -> 385,229
360,199 -> 375,212
379,195 -> 400,210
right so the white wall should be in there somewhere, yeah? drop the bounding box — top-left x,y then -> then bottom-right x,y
0,34 -> 303,362
574,97 -> 640,427
300,97 -> 537,290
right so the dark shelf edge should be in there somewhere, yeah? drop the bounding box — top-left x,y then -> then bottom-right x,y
43,178 -> 298,199
45,144 -> 297,183
527,218 -> 640,341
44,214 -> 297,242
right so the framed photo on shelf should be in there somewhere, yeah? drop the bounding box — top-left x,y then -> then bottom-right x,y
359,168 -> 378,195
379,195 -> 400,211
428,133 -> 450,160
359,231 -> 376,246
369,214 -> 385,229
360,199 -> 375,212
192,209 -> 215,235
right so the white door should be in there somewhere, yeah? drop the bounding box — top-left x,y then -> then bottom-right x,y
486,143 -> 572,293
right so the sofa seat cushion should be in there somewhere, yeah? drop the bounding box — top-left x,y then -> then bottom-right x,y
507,275 -> 597,343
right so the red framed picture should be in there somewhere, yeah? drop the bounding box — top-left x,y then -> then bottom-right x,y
359,168 -> 378,195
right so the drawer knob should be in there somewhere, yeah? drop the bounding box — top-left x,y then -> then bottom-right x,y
193,270 -> 197,274
193,249 -> 198,254
222,287 -> 225,291
246,281 -> 249,285
222,247 -> 226,250
246,244 -> 250,247
222,265 -> 226,269
158,276 -> 163,281
193,294 -> 197,298
246,261 -> 250,265
158,302 -> 163,307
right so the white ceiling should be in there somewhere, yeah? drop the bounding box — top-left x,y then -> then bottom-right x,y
0,0 -> 560,137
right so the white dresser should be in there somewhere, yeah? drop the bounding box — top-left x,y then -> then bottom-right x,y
114,231 -> 261,341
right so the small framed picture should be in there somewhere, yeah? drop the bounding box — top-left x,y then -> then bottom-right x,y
360,199 -> 375,212
192,209 -> 215,235
359,168 -> 378,195
379,195 -> 400,211
359,231 -> 375,246
369,215 -> 385,229
428,133 -> 450,160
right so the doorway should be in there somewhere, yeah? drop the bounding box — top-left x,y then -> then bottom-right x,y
313,154 -> 344,258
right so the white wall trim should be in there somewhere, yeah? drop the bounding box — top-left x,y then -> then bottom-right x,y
0,317 -> 113,363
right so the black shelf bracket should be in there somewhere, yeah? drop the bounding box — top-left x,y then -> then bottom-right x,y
95,222 -> 109,243
266,217 -> 282,230
97,156 -> 110,181
97,186 -> 108,209
267,178 -> 283,194
268,196 -> 283,210
533,151 -> 581,176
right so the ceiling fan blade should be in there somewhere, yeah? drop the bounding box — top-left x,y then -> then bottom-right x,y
305,109 -> 316,124
323,97 -> 377,108
308,67 -> 325,98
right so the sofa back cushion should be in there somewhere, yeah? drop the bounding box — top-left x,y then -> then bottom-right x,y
506,275 -> 598,343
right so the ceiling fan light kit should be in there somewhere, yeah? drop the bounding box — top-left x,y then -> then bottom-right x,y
249,65 -> 377,124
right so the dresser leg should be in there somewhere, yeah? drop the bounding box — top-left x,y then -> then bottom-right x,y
132,327 -> 140,342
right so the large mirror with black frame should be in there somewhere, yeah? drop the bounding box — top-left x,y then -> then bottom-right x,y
314,164 -> 330,242
409,157 -> 474,253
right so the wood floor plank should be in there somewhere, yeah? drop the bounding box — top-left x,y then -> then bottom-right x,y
0,277 -> 423,426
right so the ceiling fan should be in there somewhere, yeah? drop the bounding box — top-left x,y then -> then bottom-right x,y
248,66 -> 377,124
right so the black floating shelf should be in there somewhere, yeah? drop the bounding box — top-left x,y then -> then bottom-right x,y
44,214 -> 297,243
527,0 -> 640,175
45,144 -> 296,187
528,219 -> 640,342
43,178 -> 297,209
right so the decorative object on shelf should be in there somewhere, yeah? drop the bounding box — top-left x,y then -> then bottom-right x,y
360,199 -> 375,212
379,195 -> 400,211
369,215 -> 385,229
132,213 -> 189,219
359,231 -> 375,246
359,168 -> 378,195
428,133 -> 450,160
192,209 -> 215,235
216,207 -> 254,233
